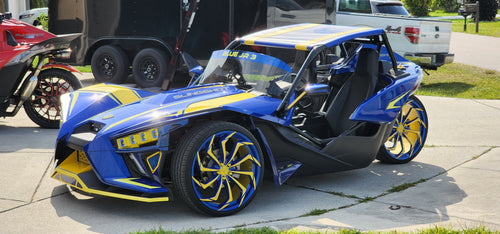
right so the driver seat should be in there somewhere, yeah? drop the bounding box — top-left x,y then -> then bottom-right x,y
325,48 -> 379,137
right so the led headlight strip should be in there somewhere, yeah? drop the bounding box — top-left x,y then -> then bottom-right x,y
116,128 -> 159,149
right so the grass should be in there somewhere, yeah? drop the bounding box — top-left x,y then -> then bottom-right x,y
388,179 -> 427,193
132,226 -> 500,234
449,17 -> 500,37
301,208 -> 329,217
429,9 -> 500,18
415,63 -> 500,99
426,9 -> 500,37
74,65 -> 92,73
428,9 -> 459,17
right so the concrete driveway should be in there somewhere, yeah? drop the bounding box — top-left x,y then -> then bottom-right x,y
1,31 -> 500,233
1,87 -> 499,233
450,32 -> 500,72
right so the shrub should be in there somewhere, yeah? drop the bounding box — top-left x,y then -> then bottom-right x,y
436,0 -> 461,12
402,0 -> 432,16
468,0 -> 499,21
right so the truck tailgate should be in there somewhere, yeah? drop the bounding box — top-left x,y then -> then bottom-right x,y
416,19 -> 452,54
336,13 -> 452,55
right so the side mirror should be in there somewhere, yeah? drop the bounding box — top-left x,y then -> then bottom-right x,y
181,52 -> 201,70
188,65 -> 204,86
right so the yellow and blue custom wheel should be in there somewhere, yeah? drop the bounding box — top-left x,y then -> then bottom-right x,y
172,121 -> 264,216
377,95 -> 428,164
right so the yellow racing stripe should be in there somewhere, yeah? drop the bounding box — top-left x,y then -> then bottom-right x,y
295,27 -> 371,51
243,24 -> 318,46
184,93 -> 257,114
80,83 -> 141,105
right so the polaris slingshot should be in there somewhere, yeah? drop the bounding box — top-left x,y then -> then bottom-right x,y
52,23 -> 428,216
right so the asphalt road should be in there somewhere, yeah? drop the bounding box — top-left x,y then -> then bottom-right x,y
1,32 -> 499,233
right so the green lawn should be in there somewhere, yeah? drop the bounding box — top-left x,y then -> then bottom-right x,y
428,9 -> 460,17
75,65 -> 92,73
416,63 -> 500,99
132,226 -> 500,234
427,9 -> 500,37
449,17 -> 500,37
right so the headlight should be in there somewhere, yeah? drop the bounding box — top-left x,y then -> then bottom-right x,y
116,128 -> 159,149
59,93 -> 71,125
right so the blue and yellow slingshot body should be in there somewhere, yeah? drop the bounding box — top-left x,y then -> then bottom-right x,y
52,23 -> 428,216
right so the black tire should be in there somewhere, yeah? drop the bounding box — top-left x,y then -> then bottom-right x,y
91,45 -> 130,83
23,69 -> 83,129
172,121 -> 264,216
132,48 -> 169,88
377,95 -> 428,164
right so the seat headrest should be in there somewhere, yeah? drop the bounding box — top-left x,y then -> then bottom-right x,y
355,48 -> 379,76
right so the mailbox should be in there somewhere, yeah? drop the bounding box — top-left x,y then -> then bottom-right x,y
458,1 -> 479,32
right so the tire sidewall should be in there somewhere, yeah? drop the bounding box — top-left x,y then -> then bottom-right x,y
377,95 -> 428,164
91,45 -> 129,84
172,121 -> 264,216
23,69 -> 82,129
132,48 -> 169,88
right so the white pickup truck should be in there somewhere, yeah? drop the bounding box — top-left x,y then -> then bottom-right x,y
268,0 -> 454,69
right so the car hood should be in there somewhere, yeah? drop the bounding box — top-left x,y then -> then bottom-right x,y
90,84 -> 264,135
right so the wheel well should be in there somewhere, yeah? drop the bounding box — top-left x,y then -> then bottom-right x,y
85,38 -> 174,65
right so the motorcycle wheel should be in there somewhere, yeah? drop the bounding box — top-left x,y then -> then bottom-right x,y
172,121 -> 264,216
23,69 -> 83,129
377,95 -> 428,164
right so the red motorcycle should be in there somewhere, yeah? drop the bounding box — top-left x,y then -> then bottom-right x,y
1,12 -> 82,128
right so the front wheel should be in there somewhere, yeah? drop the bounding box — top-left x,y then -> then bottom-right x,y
377,95 -> 428,164
172,121 -> 264,216
23,69 -> 82,128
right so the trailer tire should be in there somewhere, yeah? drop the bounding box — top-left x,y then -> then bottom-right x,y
91,45 -> 130,84
132,48 -> 169,88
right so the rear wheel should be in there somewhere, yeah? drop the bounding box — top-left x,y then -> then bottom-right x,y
172,121 -> 264,216
132,48 -> 169,88
377,95 -> 428,164
91,45 -> 129,83
23,69 -> 82,128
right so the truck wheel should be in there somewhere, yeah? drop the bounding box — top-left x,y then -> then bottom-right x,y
132,48 -> 169,88
23,69 -> 82,129
91,45 -> 129,84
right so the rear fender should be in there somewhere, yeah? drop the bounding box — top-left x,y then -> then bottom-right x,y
42,63 -> 82,74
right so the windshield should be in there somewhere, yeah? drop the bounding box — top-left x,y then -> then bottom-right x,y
198,50 -> 292,87
375,4 -> 410,15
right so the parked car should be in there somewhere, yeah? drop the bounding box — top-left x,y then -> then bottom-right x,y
19,7 -> 48,26
269,0 -> 454,69
370,0 -> 410,15
51,23 -> 428,216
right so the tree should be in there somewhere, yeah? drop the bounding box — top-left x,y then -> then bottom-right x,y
403,0 -> 431,16
0,0 -> 5,12
30,0 -> 48,8
436,0 -> 461,12
403,0 -> 432,16
468,0 -> 499,21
